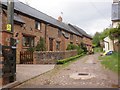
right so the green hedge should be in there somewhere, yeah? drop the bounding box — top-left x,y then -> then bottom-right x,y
57,54 -> 83,64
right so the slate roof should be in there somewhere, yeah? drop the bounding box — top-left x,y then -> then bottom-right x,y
112,1 -> 120,21
68,24 -> 92,39
14,14 -> 25,24
2,0 -> 91,39
68,24 -> 83,37
2,0 -> 71,32
2,9 -> 25,24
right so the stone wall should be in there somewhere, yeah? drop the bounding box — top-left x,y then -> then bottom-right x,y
33,50 -> 77,64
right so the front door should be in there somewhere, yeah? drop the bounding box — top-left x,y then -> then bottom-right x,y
49,38 -> 53,51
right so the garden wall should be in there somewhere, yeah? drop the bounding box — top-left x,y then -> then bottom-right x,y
33,50 -> 77,64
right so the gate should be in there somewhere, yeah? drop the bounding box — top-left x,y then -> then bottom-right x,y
2,45 -> 16,85
20,51 -> 33,64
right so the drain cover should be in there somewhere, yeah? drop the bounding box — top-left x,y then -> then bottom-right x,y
70,72 -> 95,80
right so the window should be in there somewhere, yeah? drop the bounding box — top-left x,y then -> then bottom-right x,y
56,41 -> 60,51
64,32 -> 69,39
70,34 -> 73,40
58,29 -> 62,37
70,42 -> 73,44
76,36 -> 78,41
35,21 -> 41,30
23,36 -> 34,47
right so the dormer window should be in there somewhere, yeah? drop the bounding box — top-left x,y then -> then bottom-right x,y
35,21 -> 41,30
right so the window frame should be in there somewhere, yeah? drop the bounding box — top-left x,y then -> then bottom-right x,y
35,20 -> 41,30
22,35 -> 35,47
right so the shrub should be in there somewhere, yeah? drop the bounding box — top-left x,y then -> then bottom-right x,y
35,37 -> 46,51
27,47 -> 35,52
66,44 -> 77,50
76,46 -> 84,55
66,43 -> 85,55
80,43 -> 88,53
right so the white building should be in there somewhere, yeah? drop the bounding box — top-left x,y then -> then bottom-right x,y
103,37 -> 118,52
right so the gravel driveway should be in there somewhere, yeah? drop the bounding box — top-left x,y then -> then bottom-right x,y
14,53 -> 118,88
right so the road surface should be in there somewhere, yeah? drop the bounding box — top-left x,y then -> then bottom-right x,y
13,53 -> 118,88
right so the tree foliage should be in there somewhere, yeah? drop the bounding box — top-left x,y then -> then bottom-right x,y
99,28 -> 110,40
108,25 -> 120,42
66,43 -> 86,55
92,24 -> 120,49
92,32 -> 101,47
92,24 -> 120,51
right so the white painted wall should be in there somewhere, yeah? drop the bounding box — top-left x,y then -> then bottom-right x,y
112,21 -> 120,28
103,37 -> 114,52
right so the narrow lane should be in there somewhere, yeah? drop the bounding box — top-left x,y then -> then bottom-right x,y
14,54 -> 118,88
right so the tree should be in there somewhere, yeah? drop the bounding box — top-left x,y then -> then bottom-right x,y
36,37 -> 46,51
99,28 -> 110,40
92,32 -> 101,47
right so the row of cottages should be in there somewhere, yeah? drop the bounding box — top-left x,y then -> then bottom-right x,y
103,0 -> 119,52
1,0 -> 92,63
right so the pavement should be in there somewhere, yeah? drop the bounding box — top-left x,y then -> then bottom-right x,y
2,64 -> 55,89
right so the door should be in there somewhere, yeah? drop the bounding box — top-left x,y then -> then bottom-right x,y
49,38 -> 53,51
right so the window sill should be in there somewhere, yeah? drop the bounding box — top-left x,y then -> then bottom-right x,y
35,29 -> 42,33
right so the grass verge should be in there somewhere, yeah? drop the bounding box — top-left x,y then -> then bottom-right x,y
99,52 -> 120,73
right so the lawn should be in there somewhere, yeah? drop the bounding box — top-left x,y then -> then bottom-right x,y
99,52 -> 120,73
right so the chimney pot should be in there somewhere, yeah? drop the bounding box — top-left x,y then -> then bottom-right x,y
58,16 -> 62,22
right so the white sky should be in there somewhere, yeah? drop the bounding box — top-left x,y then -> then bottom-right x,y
18,0 -> 113,35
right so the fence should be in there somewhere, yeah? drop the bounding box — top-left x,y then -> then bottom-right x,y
20,51 -> 33,64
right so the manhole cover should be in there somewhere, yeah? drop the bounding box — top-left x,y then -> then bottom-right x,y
70,72 -> 95,80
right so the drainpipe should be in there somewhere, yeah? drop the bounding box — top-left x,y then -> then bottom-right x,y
45,24 -> 50,50
45,24 -> 47,44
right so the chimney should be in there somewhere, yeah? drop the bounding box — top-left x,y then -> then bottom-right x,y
113,0 -> 119,3
58,16 -> 62,22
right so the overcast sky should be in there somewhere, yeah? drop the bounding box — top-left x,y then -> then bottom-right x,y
19,0 -> 113,35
